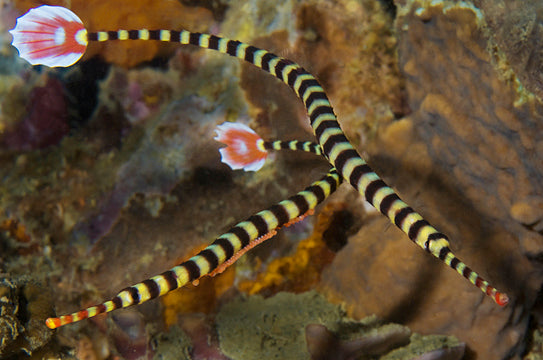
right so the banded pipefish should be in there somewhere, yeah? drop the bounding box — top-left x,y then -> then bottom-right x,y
9,5 -> 509,329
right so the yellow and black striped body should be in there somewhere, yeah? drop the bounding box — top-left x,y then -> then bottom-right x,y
263,140 -> 322,156
46,28 -> 507,329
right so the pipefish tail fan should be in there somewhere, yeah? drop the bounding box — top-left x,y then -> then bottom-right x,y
9,5 -> 88,67
215,122 -> 268,171
214,121 -> 323,172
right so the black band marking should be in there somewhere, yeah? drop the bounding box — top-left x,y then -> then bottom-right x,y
213,237 -> 235,260
325,172 -> 339,193
333,149 -> 359,175
226,40 -> 241,56
450,256 -> 460,270
269,204 -> 291,227
408,220 -> 430,241
304,91 -> 328,109
462,266 -> 472,278
394,206 -> 414,229
231,226 -> 251,247
149,30 -> 161,40
208,35 -> 220,49
183,260 -> 201,281
247,214 -> 269,238
160,270 -> 179,292
112,296 -> 123,309
321,134 -> 348,155
189,32 -> 202,46
287,67 -> 302,88
170,30 -> 181,42
297,78 -> 320,99
308,185 -> 326,204
125,286 -> 140,304
314,119 -> 337,139
107,31 -> 119,40
199,248 -> 219,270
379,193 -> 400,215
261,52 -> 277,72
349,164 -> 373,188
274,58 -> 293,79
291,194 -> 310,215
142,279 -> 160,299
365,179 -> 387,205
244,45 -> 258,63
438,246 -> 451,260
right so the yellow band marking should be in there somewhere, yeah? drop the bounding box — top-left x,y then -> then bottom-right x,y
279,200 -> 301,221
357,172 -> 380,197
181,30 -> 190,44
151,275 -> 171,296
118,30 -> 129,40
312,112 -> 337,132
192,255 -> 211,275
118,290 -> 134,307
258,210 -> 279,231
302,86 -> 324,103
400,212 -> 424,235
293,73 -> 314,94
235,42 -> 249,59
134,283 -> 151,302
307,99 -> 331,115
138,29 -> 150,40
372,187 -> 395,211
172,265 -> 190,286
160,30 -> 171,41
97,32 -> 108,41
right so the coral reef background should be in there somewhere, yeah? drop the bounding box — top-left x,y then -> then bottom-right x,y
0,0 -> 542,359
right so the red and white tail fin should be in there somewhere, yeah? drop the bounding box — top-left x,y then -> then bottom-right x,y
214,122 -> 268,171
9,5 -> 88,67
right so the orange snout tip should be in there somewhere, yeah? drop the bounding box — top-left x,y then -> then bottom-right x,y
45,317 -> 60,329
496,292 -> 509,306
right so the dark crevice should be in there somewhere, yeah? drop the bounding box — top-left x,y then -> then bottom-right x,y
178,0 -> 229,21
322,209 -> 356,252
64,56 -> 110,128
378,0 -> 397,18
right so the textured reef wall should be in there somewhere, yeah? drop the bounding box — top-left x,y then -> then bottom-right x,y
322,1 -> 543,359
1,0 -> 542,359
474,0 -> 543,103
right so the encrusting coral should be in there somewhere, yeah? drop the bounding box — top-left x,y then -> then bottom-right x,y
238,199 -> 362,296
161,244 -> 236,328
0,278 -> 55,358
216,291 -> 464,360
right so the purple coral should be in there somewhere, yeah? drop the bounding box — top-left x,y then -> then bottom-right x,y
4,77 -> 69,151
